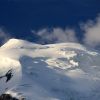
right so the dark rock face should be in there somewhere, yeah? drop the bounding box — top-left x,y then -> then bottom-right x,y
0,94 -> 19,100
0,69 -> 13,83
0,94 -> 25,100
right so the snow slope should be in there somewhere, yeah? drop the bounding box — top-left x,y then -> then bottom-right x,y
0,38 -> 100,100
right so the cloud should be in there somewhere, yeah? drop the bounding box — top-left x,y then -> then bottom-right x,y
32,14 -> 100,48
32,27 -> 78,44
0,14 -> 100,49
81,15 -> 100,47
31,14 -> 100,47
0,28 -> 11,45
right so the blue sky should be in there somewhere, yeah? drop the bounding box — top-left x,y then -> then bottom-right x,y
0,0 -> 100,48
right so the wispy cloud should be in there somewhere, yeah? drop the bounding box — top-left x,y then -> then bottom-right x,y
81,15 -> 100,47
0,28 -> 11,45
32,27 -> 78,44
1,14 -> 100,49
31,14 -> 100,48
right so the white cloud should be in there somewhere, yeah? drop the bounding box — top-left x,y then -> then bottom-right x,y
1,14 -> 100,48
32,27 -> 78,44
0,28 -> 11,45
81,15 -> 100,47
32,14 -> 100,48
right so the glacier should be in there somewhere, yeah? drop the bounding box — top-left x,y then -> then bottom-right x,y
0,38 -> 100,100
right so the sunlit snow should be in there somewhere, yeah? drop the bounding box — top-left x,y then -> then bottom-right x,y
0,38 -> 100,100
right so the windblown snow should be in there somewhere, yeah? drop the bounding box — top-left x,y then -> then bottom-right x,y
0,38 -> 100,100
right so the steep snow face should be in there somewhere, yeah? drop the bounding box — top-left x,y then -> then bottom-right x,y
0,39 -> 100,100
0,57 -> 21,95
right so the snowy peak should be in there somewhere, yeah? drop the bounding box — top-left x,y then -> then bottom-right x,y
1,38 -> 86,51
1,38 -> 41,49
0,39 -> 100,100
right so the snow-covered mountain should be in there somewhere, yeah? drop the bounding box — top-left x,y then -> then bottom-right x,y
0,38 -> 100,100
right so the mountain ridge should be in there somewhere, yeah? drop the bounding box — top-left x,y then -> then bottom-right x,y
0,39 -> 100,100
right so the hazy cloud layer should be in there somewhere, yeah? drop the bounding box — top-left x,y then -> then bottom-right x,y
0,28 -> 11,45
81,15 -> 100,47
32,14 -> 100,48
1,14 -> 100,48
32,28 -> 78,44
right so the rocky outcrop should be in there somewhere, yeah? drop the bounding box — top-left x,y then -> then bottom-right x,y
0,94 -> 25,100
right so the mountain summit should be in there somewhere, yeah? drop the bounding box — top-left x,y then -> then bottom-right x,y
0,39 -> 100,100
1,38 -> 41,49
